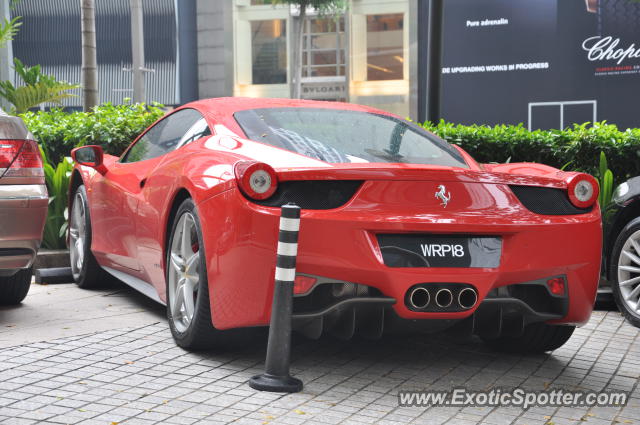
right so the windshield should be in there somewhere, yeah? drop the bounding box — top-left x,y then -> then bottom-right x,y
233,108 -> 468,168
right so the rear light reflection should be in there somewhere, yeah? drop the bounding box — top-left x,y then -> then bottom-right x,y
293,275 -> 317,295
546,277 -> 566,296
0,139 -> 44,177
0,140 -> 24,168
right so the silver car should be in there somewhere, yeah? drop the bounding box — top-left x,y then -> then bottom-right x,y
0,109 -> 47,304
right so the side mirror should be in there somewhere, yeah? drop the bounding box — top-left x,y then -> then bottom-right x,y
71,145 -> 107,173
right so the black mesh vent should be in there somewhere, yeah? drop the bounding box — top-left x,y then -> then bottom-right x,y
253,180 -> 363,210
509,185 -> 592,215
507,284 -> 566,316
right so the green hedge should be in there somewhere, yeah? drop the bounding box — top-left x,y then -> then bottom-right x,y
19,103 -> 640,185
21,102 -> 165,165
422,121 -> 640,183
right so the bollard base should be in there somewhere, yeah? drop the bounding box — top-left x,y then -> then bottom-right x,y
249,373 -> 303,393
35,267 -> 74,285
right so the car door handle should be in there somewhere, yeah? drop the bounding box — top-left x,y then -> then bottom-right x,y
140,178 -> 147,188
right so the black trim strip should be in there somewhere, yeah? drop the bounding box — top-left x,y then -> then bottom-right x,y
0,248 -> 33,257
292,297 -> 396,320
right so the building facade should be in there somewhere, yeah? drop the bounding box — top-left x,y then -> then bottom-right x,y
197,0 -> 419,119
10,0 -> 637,129
8,0 -> 418,117
11,0 -> 178,108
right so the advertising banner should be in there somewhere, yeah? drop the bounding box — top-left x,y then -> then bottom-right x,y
440,0 -> 640,130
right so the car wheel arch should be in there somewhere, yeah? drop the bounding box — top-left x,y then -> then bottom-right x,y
69,170 -> 84,202
606,200 -> 640,280
67,170 -> 85,244
163,188 -> 193,267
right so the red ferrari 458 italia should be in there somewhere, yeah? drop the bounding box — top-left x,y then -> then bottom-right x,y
68,98 -> 601,353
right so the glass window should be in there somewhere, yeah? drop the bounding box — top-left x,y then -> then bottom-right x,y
234,108 -> 468,168
309,17 -> 344,33
367,14 -> 404,81
308,65 -> 346,77
178,118 -> 211,149
121,109 -> 207,163
303,17 -> 345,78
251,20 -> 287,85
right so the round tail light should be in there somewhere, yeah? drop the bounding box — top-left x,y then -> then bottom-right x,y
234,161 -> 278,200
566,173 -> 599,208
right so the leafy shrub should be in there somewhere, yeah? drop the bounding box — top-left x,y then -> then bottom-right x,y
39,147 -> 73,250
22,102 -> 165,165
0,59 -> 79,114
597,152 -> 614,211
0,16 -> 21,48
422,121 -> 640,184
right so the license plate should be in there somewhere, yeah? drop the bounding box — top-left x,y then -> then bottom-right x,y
377,234 -> 502,268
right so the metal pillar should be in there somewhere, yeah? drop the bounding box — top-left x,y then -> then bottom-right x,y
176,0 -> 198,104
130,0 -> 146,103
81,0 -> 98,110
424,0 -> 444,123
0,0 -> 13,111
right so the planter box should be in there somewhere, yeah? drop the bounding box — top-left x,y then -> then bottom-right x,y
34,249 -> 70,269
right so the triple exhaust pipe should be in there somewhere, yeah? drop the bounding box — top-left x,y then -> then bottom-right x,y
407,285 -> 478,311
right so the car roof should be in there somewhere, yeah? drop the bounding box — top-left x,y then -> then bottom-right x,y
187,97 -> 398,117
180,97 -> 401,138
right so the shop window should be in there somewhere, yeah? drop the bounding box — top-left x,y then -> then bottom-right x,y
251,20 -> 287,84
366,14 -> 404,81
302,17 -> 346,78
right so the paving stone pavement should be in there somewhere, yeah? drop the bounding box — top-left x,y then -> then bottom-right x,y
0,310 -> 638,425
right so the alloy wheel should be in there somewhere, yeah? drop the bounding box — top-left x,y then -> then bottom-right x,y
69,192 -> 86,280
617,229 -> 640,315
168,212 -> 200,333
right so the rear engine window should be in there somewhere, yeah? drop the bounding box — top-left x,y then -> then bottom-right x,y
234,107 -> 468,168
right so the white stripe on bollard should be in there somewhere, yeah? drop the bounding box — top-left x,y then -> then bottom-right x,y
275,267 -> 296,282
277,242 -> 299,257
279,217 -> 301,232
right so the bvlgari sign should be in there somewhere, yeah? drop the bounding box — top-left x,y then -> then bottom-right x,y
300,76 -> 347,101
439,0 -> 640,130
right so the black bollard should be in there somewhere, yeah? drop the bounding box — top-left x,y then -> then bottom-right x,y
34,267 -> 74,284
249,204 -> 303,393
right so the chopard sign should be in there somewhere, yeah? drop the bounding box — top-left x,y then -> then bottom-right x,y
582,36 -> 640,65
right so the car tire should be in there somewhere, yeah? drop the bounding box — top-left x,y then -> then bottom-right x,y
610,218 -> 640,328
166,198 -> 221,350
482,322 -> 575,353
69,185 -> 109,289
0,267 -> 33,305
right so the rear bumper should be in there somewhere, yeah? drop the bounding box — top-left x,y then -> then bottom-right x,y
0,184 -> 48,271
287,280 -> 567,339
198,188 -> 602,330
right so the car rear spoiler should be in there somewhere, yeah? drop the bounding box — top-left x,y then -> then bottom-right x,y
273,164 -> 571,189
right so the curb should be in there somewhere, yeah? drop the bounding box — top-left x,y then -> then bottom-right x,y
34,249 -> 70,270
